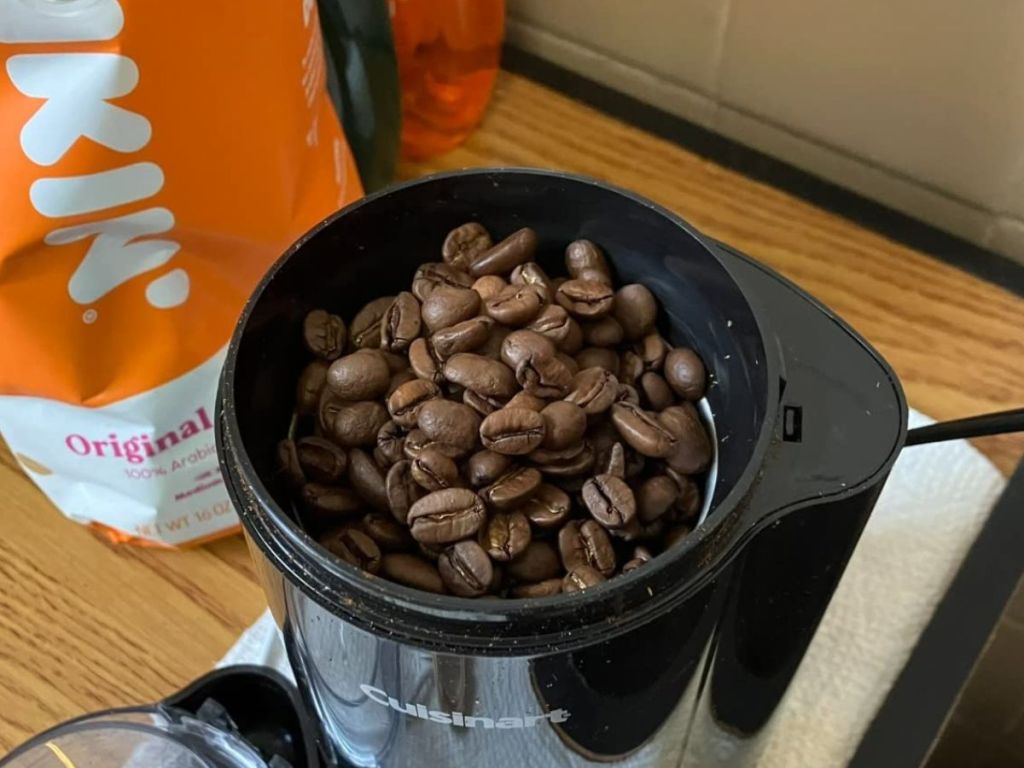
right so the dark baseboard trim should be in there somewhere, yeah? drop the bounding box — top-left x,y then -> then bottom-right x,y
502,46 -> 1024,298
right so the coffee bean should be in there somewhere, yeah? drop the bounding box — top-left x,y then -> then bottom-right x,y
565,367 -> 619,415
472,275 -> 507,302
320,527 -> 382,574
518,352 -> 572,398
375,421 -> 406,467
375,349 -> 410,373
431,316 -> 493,360
621,555 -> 648,574
521,483 -> 571,529
411,448 -> 460,491
381,554 -> 445,593
296,436 -> 347,484
277,439 -> 305,489
511,578 -> 563,598
327,350 -> 390,401
582,316 -> 624,347
387,378 -> 441,429
616,383 -> 641,406
594,441 -> 626,479
385,460 -> 421,524
659,404 -> 713,474
482,511 -> 532,561
539,401 -> 586,450
527,304 -> 576,350
361,512 -> 413,552
439,540 -> 494,597
324,400 -> 390,448
296,359 -> 329,414
666,468 -> 702,520
528,441 -> 586,465
443,222 -> 492,270
610,402 -> 677,458
558,519 -> 616,576
347,448 -> 388,512
303,309 -> 347,360
664,347 -> 706,401
505,541 -> 561,583
534,443 -> 595,478
666,524 -> 693,548
640,372 -> 674,411
463,388 -> 506,416
636,475 -> 678,524
469,227 -> 537,277
387,369 -> 418,398
582,474 -> 636,529
556,279 -> 615,319
380,291 -> 422,352
480,466 -> 542,509
412,262 -> 473,301
613,284 -> 657,340
575,348 -> 620,378
302,483 -> 361,518
500,329 -> 555,370
624,447 -> 646,479
350,297 -> 394,349
636,333 -> 667,372
408,488 -> 487,545
484,284 -> 544,326
563,565 -> 606,592
403,428 -> 465,461
421,286 -> 481,334
443,353 -> 517,398
509,262 -> 553,302
557,352 -> 580,376
408,337 -> 443,384
565,239 -> 611,282
480,408 -> 546,455
561,316 -> 584,354
506,391 -> 548,412
465,450 -> 513,488
618,350 -> 644,387
417,398 -> 482,452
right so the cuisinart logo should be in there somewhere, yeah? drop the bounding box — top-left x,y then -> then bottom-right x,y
360,684 -> 570,730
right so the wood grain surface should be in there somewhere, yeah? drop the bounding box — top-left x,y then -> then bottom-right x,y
0,71 -> 1021,751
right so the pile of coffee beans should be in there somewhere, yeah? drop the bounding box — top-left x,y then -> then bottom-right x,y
277,223 -> 712,598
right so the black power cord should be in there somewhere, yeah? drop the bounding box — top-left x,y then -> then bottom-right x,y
905,408 -> 1024,446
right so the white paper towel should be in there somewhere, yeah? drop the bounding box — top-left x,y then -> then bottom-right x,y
218,409 -> 1007,767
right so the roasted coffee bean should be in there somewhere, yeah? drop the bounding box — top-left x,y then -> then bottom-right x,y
431,316 -> 493,360
618,350 -> 644,386
521,483 -> 571,529
500,329 -> 555,370
408,488 -> 487,544
411,448 -> 460,491
582,474 -> 636,529
666,468 -> 702,520
565,367 -> 619,415
664,347 -> 706,401
506,391 -> 547,412
666,524 -> 693,548
582,316 -> 624,347
469,227 -> 537,276
303,309 -> 347,360
472,275 -> 507,301
561,316 -> 584,354
403,428 -> 465,461
480,466 -> 542,510
296,360 -> 329,414
613,284 -> 657,340
518,352 -> 572,398
443,222 -> 492,270
463,388 -> 506,416
463,450 -> 510,489
509,262 -> 553,302
636,334 -> 668,372
439,540 -> 494,597
610,402 -> 677,458
442,353 -> 517,398
616,383 -> 640,405
381,554 -> 446,593
535,443 -> 595,478
640,372 -> 674,411
348,448 -> 388,512
565,239 -> 611,282
387,378 -> 441,429
556,279 -> 615,319
387,369 -> 418,397
327,350 -> 390,401
375,421 -> 406,466
380,291 -> 422,352
636,475 -> 678,524
324,400 -> 389,447
302,483 -> 361,518
480,408 -> 546,455
421,286 -> 480,334
563,565 -> 606,592
511,578 -> 563,598
482,511 -> 532,561
484,283 -> 544,326
621,545 -> 653,573
385,460 -> 421,524
319,527 -> 382,574
611,516 -> 666,543
505,541 -> 561,583
277,439 -> 305,489
476,323 -> 510,360
408,337 -> 443,383
575,347 -> 620,378
529,441 -> 586,465
659,404 -> 712,473
594,441 -> 626,479
624,447 -> 646,479
296,436 -> 347,484
558,519 -> 616,576
376,349 -> 411,373
412,262 -> 474,301
417,541 -> 444,562
538,401 -> 586,450
527,304 -> 575,350
350,297 -> 394,349
417,398 -> 481,452
557,352 -> 580,376
362,512 -> 413,552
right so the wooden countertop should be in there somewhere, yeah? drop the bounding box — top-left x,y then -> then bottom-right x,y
1,71 -> 1021,751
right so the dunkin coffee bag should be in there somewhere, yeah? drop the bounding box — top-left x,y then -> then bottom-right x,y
0,0 -> 363,545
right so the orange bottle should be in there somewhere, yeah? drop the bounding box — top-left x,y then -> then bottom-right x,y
391,0 -> 505,160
